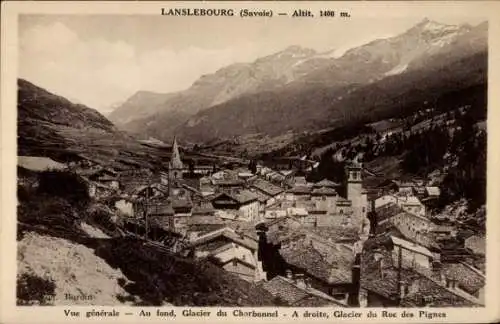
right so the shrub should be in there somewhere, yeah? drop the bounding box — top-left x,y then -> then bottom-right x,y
17,273 -> 56,306
37,170 -> 90,207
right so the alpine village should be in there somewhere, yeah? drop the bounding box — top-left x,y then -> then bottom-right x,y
16,19 -> 486,309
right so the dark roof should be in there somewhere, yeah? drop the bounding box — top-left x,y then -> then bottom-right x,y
264,217 -> 305,245
311,187 -> 338,196
361,247 -> 479,307
280,241 -> 353,285
262,276 -> 345,306
211,191 -> 258,205
441,262 -> 485,294
232,190 -> 259,204
251,179 -> 284,196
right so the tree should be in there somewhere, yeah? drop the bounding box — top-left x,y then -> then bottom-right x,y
188,160 -> 195,177
37,170 -> 90,207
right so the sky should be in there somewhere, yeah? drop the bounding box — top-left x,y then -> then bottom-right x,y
18,5 -> 487,113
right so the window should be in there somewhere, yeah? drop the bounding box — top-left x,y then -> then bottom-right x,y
232,259 -> 237,267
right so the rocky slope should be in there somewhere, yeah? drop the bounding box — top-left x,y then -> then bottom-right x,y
17,79 -> 220,171
109,19 -> 487,146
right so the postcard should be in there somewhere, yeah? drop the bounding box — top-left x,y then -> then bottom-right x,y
1,1 -> 500,323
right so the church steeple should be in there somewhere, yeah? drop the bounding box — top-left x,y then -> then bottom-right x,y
170,136 -> 183,170
168,136 -> 184,194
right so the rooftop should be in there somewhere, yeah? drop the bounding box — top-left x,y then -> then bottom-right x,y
314,179 -> 341,188
441,262 -> 485,294
251,178 -> 284,196
191,227 -> 258,251
262,276 -> 346,306
288,185 -> 311,194
361,246 -> 479,307
311,186 -> 338,196
280,242 -> 352,285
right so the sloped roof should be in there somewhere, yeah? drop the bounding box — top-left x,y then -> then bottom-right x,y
442,262 -> 485,294
464,235 -> 485,255
251,178 -> 284,196
280,242 -> 352,285
191,227 -> 258,251
379,222 -> 440,251
211,191 -> 257,205
314,179 -> 340,188
361,248 -> 479,307
391,235 -> 433,258
170,197 -> 193,210
232,190 -> 259,204
251,190 -> 272,203
262,276 -> 345,306
311,186 -> 338,196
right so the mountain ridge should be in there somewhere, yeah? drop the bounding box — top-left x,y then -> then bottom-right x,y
108,19 -> 487,146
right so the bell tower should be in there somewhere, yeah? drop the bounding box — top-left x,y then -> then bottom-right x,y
346,156 -> 366,232
168,136 -> 184,196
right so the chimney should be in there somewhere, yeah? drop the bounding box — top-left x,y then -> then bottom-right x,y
305,277 -> 312,289
296,273 -> 306,289
399,280 -> 407,299
285,269 -> 293,280
379,259 -> 385,279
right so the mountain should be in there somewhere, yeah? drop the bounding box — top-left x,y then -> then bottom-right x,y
109,19 -> 487,148
108,45 -> 320,139
177,20 -> 487,145
17,79 -> 184,170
